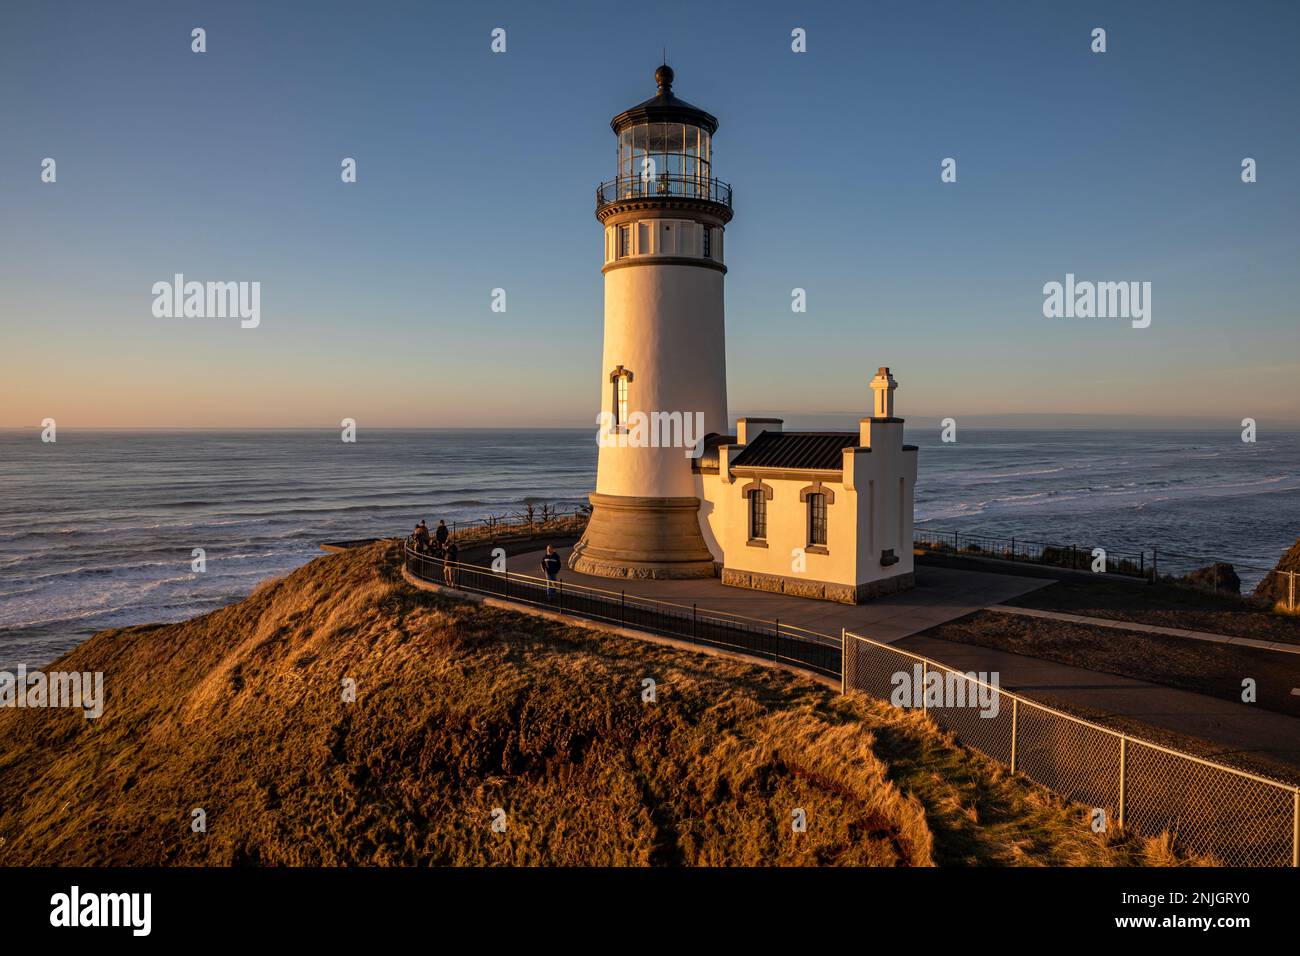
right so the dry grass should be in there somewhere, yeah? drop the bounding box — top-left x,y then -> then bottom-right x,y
0,543 -> 1196,866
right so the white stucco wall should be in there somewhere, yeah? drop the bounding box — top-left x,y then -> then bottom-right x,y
703,472 -> 859,585
845,433 -> 918,585
594,261 -> 728,499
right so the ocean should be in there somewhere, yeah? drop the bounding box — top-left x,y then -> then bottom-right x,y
2,427 -> 1297,670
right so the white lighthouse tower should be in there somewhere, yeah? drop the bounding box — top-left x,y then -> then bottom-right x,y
571,64 -> 733,578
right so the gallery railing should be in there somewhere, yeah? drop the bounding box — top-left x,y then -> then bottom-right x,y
843,628 -> 1300,867
596,175 -> 733,208
403,543 -> 839,679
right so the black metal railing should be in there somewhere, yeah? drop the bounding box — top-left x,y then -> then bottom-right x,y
404,544 -> 839,679
437,507 -> 588,541
596,175 -> 733,209
913,525 -> 1280,595
914,527 -> 1150,578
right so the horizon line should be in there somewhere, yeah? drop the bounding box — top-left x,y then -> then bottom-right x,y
4,422 -> 1298,432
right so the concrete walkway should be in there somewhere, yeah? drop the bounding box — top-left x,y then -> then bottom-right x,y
987,604 -> 1300,656
893,631 -> 1300,775
513,546 -> 1049,643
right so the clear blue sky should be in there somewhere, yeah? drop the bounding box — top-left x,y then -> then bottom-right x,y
2,0 -> 1297,427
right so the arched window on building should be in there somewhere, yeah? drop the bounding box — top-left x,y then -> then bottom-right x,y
807,492 -> 827,548
748,489 -> 767,541
741,480 -> 774,546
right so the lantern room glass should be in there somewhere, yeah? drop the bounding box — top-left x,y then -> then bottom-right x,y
616,122 -> 712,199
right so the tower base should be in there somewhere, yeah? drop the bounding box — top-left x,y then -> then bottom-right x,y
570,492 -> 717,579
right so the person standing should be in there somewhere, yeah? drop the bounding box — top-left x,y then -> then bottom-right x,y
541,545 -> 561,600
443,539 -> 459,587
435,520 -> 449,547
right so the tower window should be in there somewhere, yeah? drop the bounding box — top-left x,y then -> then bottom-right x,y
702,227 -> 711,259
748,489 -> 767,541
609,365 -> 633,427
617,224 -> 631,258
807,493 -> 827,547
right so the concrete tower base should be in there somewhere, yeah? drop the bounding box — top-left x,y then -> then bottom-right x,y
570,492 -> 718,579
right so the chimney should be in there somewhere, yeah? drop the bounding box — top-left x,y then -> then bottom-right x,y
861,367 -> 902,448
736,417 -> 782,445
869,367 -> 897,418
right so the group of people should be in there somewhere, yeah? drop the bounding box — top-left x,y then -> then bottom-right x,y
411,519 -> 459,586
410,518 -> 567,599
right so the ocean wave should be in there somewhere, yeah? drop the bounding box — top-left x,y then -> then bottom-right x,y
969,466 -> 1066,480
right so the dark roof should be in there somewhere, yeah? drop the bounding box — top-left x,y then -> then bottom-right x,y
730,431 -> 859,472
693,432 -> 735,471
611,65 -> 719,135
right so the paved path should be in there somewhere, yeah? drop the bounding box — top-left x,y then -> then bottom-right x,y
894,633 -> 1300,774
513,546 -> 1048,642
988,604 -> 1300,656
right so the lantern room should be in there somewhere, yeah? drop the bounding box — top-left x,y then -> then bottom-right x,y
598,65 -> 731,207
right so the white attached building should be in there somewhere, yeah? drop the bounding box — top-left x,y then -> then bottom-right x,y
694,368 -> 917,603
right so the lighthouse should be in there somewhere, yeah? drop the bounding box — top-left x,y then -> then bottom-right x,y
571,64 -> 733,579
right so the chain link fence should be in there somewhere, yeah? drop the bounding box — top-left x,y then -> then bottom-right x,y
843,629 -> 1300,867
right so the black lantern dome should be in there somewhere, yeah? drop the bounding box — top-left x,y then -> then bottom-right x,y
610,63 -> 719,136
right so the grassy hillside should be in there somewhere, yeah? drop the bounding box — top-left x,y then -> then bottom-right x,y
0,542 -> 1193,866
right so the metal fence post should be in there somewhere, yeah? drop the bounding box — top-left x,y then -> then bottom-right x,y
840,628 -> 847,694
921,660 -> 928,712
1293,790 -> 1299,868
621,590 -> 626,627
1118,736 -> 1128,830
1009,697 -> 1018,773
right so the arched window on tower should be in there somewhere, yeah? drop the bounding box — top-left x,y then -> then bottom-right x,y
609,366 -> 634,428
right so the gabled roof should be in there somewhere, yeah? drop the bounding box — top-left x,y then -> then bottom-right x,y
729,431 -> 859,472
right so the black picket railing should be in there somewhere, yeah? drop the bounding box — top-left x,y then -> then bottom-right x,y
913,525 -> 1280,595
914,527 -> 1151,579
596,175 -> 733,208
438,507 -> 588,540
404,544 -> 840,679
